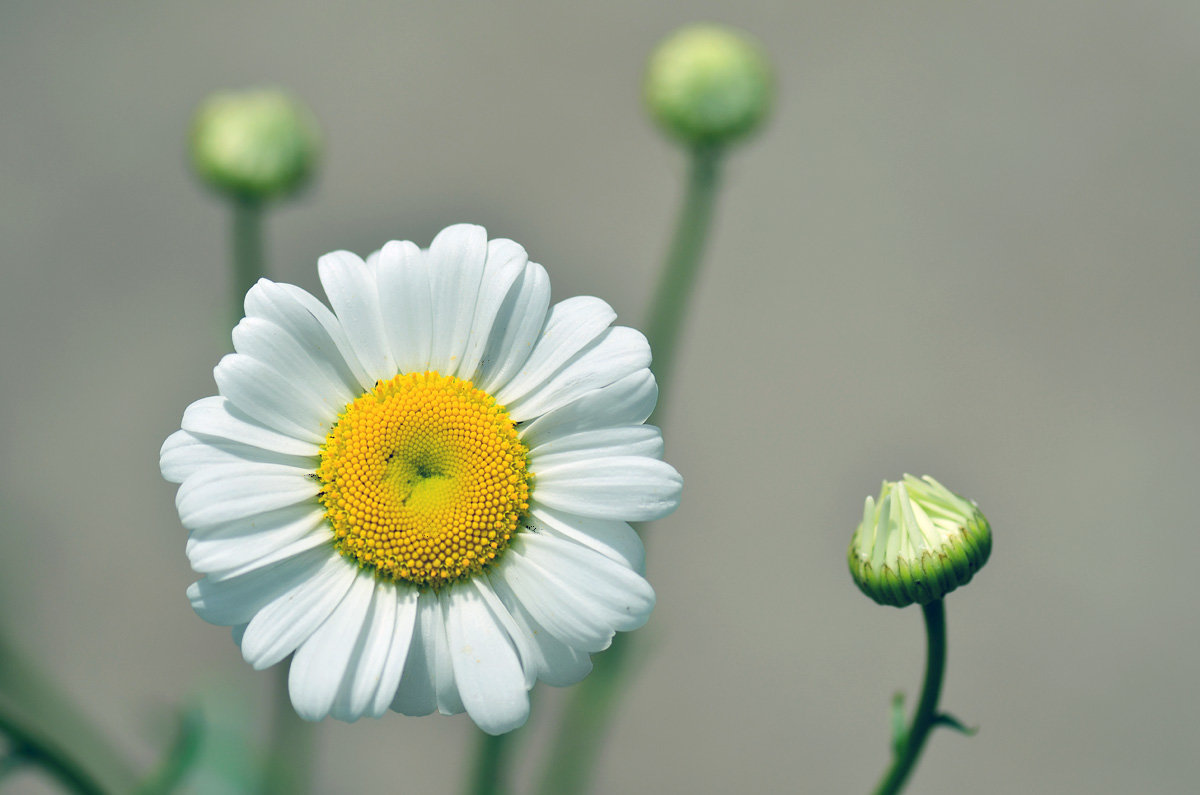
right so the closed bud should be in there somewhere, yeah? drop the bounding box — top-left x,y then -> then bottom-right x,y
644,24 -> 773,148
848,475 -> 992,608
189,88 -> 320,201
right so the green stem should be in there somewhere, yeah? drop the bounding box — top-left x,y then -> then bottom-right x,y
535,144 -> 725,795
0,636 -> 137,792
231,197 -> 265,328
466,729 -> 514,795
261,666 -> 314,795
644,144 -> 723,409
872,600 -> 948,795
0,695 -> 108,795
228,201 -> 314,795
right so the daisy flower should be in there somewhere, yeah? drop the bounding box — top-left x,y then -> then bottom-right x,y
160,224 -> 682,734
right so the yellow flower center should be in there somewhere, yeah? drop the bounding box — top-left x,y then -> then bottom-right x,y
317,372 -> 530,589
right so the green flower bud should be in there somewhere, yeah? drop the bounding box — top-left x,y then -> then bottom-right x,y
189,89 -> 320,201
848,475 -> 992,608
644,24 -> 773,147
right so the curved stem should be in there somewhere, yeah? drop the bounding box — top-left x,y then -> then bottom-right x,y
535,144 -> 724,795
872,600 -> 947,795
0,696 -> 108,795
466,728 -> 514,795
0,636 -> 137,792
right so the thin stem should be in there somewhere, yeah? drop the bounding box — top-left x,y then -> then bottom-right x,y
228,202 -> 314,795
261,666 -> 314,795
0,696 -> 108,795
535,144 -> 725,795
231,197 -> 265,328
644,144 -> 723,410
872,599 -> 948,795
466,729 -> 514,795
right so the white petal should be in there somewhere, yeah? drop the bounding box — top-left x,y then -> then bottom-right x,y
490,579 -> 593,687
391,591 -> 440,716
529,426 -> 664,467
518,370 -> 659,448
474,575 -> 538,689
476,262 -> 551,394
425,224 -> 489,376
187,546 -> 329,627
232,316 -> 356,413
160,430 -> 315,484
243,279 -> 372,392
213,354 -> 331,444
431,594 -> 465,715
442,583 -> 529,735
186,503 -> 327,573
376,241 -> 433,375
289,572 -> 377,721
318,251 -> 396,384
528,505 -> 645,573
175,463 -> 318,530
239,554 -> 358,670
492,545 -> 615,653
456,238 -> 528,382
181,396 -> 319,458
368,586 -> 419,716
518,533 -> 655,634
325,581 -> 399,721
532,456 -> 682,521
494,296 -> 616,406
505,327 -> 651,422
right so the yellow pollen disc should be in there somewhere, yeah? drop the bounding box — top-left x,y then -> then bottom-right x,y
317,371 -> 531,589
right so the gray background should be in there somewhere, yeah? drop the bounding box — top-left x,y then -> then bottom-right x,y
2,1 -> 1198,792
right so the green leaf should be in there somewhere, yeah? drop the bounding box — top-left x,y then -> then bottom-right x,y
890,692 -> 908,753
933,711 -> 979,737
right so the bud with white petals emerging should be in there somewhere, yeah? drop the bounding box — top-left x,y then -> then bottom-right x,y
848,475 -> 992,608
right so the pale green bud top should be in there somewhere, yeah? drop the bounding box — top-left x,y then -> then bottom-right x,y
848,475 -> 992,608
644,24 -> 773,147
189,89 -> 321,201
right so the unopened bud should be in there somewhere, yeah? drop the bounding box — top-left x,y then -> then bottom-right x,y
189,89 -> 320,201
644,24 -> 773,148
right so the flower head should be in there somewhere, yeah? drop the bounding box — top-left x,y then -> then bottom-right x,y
848,475 -> 991,608
161,224 -> 682,734
189,88 -> 320,201
644,24 -> 773,148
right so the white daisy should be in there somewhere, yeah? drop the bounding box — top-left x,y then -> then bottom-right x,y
161,224 -> 682,735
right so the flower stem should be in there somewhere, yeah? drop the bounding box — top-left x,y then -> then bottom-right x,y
227,199 -> 316,795
466,728 -> 514,795
261,666 -> 313,795
0,694 -> 108,795
535,144 -> 725,795
231,197 -> 265,329
644,144 -> 723,408
872,599 -> 948,795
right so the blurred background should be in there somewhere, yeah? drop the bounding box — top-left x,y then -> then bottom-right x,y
2,1 -> 1198,792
